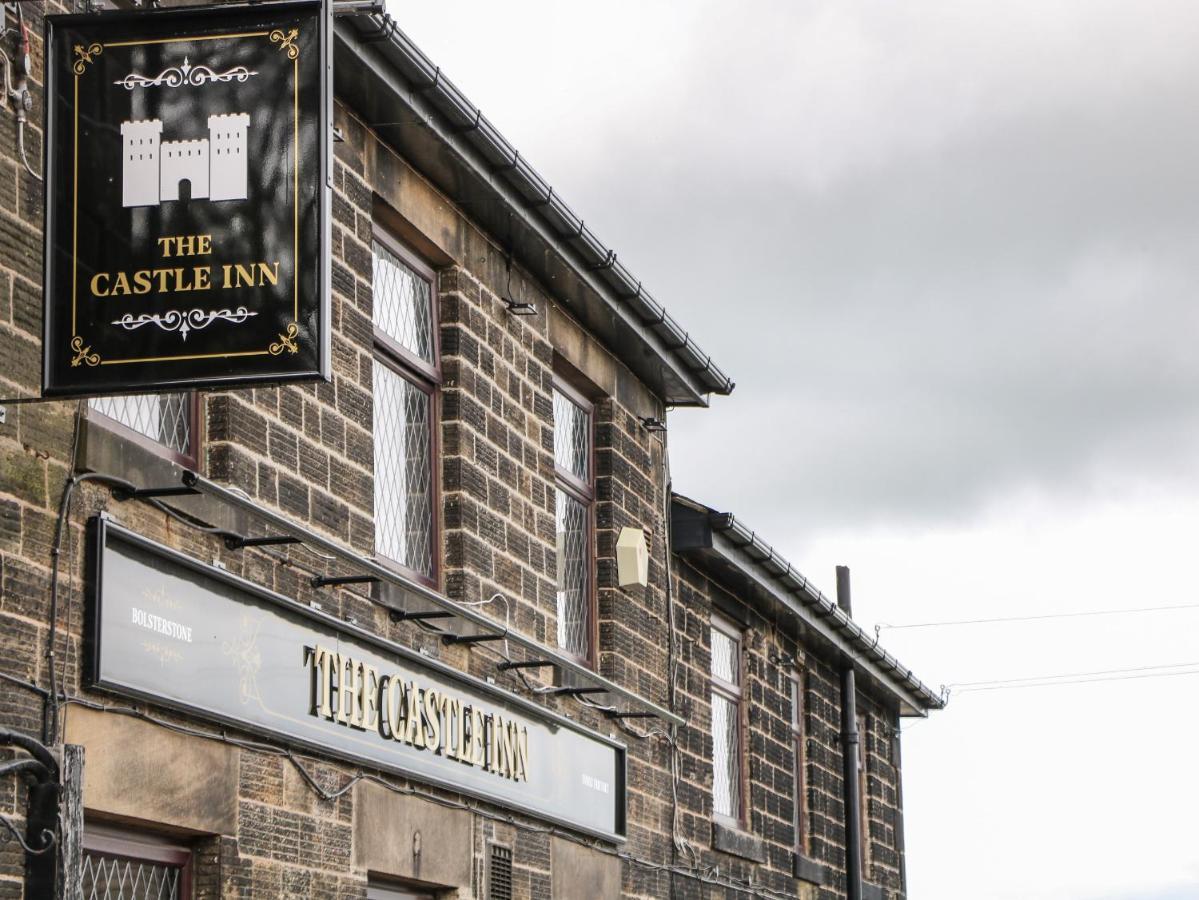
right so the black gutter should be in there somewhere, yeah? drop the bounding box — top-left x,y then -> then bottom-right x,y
334,12 -> 734,406
693,505 -> 943,714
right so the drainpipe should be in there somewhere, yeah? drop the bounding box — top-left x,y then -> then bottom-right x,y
838,565 -> 864,900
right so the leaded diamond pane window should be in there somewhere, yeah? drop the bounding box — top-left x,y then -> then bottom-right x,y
711,691 -> 741,819
711,618 -> 743,822
89,394 -> 193,458
371,232 -> 438,585
82,852 -> 183,900
553,389 -> 590,482
373,239 -> 434,364
553,378 -> 594,660
373,359 -> 433,578
555,487 -> 590,655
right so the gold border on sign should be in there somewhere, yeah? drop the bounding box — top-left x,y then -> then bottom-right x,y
70,27 -> 302,368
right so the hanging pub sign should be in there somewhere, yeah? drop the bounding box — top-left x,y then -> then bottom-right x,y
42,1 -> 331,397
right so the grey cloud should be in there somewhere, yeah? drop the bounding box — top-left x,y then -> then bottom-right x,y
569,59 -> 1199,534
389,0 -> 1199,535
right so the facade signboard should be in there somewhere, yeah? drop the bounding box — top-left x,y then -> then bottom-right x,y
43,1 -> 331,397
86,517 -> 627,840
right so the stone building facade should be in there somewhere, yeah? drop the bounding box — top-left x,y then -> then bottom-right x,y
0,2 -> 940,898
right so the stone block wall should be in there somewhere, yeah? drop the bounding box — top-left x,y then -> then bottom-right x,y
672,558 -> 910,900
0,5 -> 917,898
0,3 -> 74,896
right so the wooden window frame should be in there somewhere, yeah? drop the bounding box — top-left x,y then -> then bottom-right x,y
710,612 -> 746,828
371,227 -> 441,589
88,392 -> 202,470
791,666 -> 809,854
83,825 -> 193,900
552,374 -> 597,666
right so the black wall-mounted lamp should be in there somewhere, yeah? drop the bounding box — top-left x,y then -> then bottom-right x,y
501,255 -> 536,316
639,416 -> 667,433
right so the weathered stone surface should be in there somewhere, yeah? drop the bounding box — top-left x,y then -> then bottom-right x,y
64,706 -> 239,835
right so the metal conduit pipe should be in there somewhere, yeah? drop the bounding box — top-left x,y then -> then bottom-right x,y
837,566 -> 864,900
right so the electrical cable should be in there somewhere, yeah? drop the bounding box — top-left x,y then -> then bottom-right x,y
933,663 -> 1199,701
13,3 -> 39,182
877,602 -> 1199,631
0,670 -> 48,699
954,668 -> 1199,693
948,659 -> 1199,689
42,402 -> 90,744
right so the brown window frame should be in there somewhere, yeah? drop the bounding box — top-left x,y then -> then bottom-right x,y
87,392 -> 202,470
371,227 -> 441,589
710,612 -> 746,828
552,374 -> 596,666
83,825 -> 193,900
791,666 -> 808,854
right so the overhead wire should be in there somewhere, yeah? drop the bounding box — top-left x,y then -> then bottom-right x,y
949,659 -> 1199,689
949,662 -> 1199,695
955,669 -> 1199,694
877,601 -> 1199,631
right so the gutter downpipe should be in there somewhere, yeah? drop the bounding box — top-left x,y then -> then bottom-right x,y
838,565 -> 864,900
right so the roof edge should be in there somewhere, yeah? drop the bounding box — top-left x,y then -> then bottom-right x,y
334,13 -> 735,405
673,495 -> 944,715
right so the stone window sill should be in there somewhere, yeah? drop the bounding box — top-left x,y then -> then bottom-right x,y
710,820 -> 766,864
80,415 -> 191,486
792,852 -> 826,885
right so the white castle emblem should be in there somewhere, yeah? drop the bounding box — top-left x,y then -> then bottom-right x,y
120,113 -> 251,207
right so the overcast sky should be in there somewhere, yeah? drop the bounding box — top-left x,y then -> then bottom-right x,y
388,3 -> 1199,897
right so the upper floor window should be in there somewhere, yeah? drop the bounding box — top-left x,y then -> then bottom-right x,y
553,379 -> 594,661
88,393 -> 198,468
791,667 -> 808,854
711,614 -> 743,824
372,232 -> 439,585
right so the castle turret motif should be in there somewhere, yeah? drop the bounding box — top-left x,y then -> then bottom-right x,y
208,113 -> 250,202
120,120 -> 163,207
120,112 -> 251,207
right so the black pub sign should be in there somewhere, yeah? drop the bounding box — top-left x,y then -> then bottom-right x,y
43,1 -> 330,397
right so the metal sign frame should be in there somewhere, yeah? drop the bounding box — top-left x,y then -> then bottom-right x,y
42,0 -> 331,397
86,515 -> 628,841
